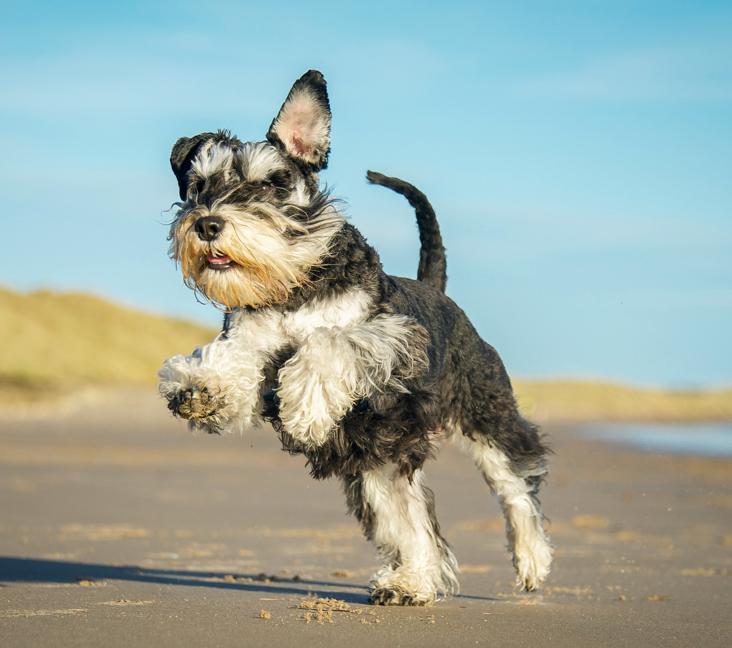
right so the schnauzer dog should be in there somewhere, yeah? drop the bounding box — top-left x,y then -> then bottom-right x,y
159,70 -> 552,605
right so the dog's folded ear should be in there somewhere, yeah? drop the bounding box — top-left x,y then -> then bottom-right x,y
267,70 -> 331,173
170,133 -> 215,200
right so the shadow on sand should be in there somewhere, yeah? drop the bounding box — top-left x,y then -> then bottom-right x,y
0,556 -> 370,603
0,556 -> 496,603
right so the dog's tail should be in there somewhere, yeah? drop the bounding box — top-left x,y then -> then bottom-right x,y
366,170 -> 447,293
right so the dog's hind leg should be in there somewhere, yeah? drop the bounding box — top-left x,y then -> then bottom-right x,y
342,464 -> 459,605
457,419 -> 553,591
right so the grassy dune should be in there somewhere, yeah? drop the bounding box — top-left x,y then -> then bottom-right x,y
1,286 -> 730,421
514,380 -> 732,423
0,286 -> 215,403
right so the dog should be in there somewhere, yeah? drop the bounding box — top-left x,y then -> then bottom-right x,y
158,70 -> 552,605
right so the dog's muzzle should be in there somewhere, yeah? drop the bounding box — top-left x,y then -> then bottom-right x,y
195,215 -> 224,241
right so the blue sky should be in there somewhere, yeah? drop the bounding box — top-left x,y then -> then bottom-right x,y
1,1 -> 730,387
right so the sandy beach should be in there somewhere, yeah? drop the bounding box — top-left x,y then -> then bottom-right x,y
1,392 -> 730,647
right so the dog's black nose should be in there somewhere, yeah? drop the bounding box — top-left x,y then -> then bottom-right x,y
195,216 -> 224,241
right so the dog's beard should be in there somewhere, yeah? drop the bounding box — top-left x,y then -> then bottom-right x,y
171,201 -> 342,309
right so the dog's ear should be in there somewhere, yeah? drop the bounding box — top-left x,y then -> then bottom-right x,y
170,133 -> 214,200
267,70 -> 331,172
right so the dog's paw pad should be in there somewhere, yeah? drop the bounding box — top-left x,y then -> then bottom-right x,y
369,587 -> 427,606
168,386 -> 219,420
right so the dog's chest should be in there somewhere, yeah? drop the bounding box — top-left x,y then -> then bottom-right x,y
280,288 -> 372,342
228,288 -> 373,348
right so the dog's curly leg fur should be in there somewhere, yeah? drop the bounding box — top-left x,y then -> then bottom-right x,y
346,465 -> 459,606
158,311 -> 284,434
276,314 -> 428,448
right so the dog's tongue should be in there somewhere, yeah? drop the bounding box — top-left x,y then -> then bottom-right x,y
207,254 -> 231,265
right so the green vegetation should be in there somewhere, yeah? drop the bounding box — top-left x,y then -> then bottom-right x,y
0,286 -> 214,403
1,287 -> 730,420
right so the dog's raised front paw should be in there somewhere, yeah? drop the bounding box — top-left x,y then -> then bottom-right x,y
167,386 -> 221,422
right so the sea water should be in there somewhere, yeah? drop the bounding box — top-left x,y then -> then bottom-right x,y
579,422 -> 732,458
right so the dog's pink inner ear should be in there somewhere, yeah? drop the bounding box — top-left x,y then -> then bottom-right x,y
280,108 -> 317,157
272,92 -> 328,164
290,136 -> 307,156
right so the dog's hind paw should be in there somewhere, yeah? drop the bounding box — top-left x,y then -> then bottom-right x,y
514,538 -> 553,592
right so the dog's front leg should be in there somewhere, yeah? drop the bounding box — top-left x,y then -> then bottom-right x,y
277,314 -> 429,447
158,311 -> 284,434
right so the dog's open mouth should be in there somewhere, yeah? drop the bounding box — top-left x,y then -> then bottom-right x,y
206,254 -> 234,270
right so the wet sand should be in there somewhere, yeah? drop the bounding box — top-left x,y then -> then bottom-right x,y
1,392 -> 730,647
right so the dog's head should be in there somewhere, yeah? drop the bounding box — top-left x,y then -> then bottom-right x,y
167,70 -> 343,309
